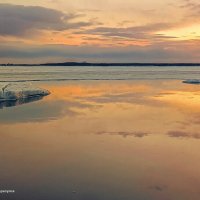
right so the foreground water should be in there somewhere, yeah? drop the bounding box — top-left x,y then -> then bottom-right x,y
1,79 -> 200,200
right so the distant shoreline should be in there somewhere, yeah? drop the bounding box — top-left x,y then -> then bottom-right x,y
2,62 -> 200,67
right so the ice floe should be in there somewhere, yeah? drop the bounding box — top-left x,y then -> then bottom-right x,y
183,80 -> 200,84
0,83 -> 50,101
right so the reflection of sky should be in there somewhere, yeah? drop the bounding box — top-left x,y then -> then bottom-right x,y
43,80 -> 200,137
1,80 -> 200,200
1,80 -> 200,137
0,98 -> 95,123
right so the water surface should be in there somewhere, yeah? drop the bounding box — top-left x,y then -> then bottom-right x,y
1,66 -> 200,81
1,80 -> 200,200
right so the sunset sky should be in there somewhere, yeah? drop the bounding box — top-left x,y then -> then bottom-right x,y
0,0 -> 200,63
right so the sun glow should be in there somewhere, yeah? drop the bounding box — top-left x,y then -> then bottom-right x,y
157,24 -> 200,41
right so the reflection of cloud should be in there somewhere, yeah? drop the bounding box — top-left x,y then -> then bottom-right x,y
149,185 -> 167,192
85,92 -> 164,107
153,91 -> 200,113
96,131 -> 150,138
168,131 -> 200,139
187,114 -> 200,125
0,100 -> 94,124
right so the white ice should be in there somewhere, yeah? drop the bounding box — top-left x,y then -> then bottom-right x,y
0,83 -> 50,101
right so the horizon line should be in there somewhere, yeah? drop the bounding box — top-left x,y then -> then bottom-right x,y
2,61 -> 200,66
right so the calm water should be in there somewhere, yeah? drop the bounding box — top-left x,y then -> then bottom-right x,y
1,66 -> 200,81
1,67 -> 200,199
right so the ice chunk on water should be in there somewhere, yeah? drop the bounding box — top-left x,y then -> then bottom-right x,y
0,83 -> 50,101
183,80 -> 200,84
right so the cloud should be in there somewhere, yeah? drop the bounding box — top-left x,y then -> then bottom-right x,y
168,130 -> 200,139
1,41 -> 200,63
179,0 -> 200,21
78,23 -> 177,40
180,0 -> 199,10
1,2 -> 200,63
0,4 -> 92,36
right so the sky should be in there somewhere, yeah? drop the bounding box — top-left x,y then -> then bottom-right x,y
0,0 -> 200,63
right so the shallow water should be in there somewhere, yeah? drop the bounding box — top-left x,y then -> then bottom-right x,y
1,80 -> 200,200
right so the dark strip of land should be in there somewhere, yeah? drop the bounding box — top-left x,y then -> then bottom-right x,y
2,62 -> 200,66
